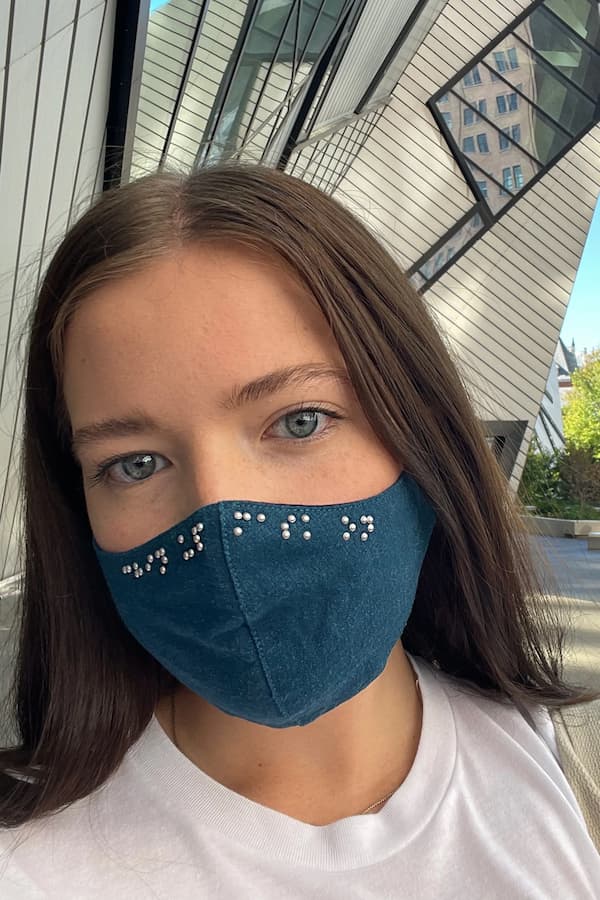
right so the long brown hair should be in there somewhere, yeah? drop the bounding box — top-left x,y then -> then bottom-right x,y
1,164 -> 594,828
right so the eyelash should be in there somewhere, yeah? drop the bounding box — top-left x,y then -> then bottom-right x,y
88,405 -> 345,487
269,404 -> 343,443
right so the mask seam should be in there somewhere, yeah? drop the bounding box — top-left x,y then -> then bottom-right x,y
219,506 -> 288,720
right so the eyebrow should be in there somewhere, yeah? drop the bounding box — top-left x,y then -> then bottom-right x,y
220,364 -> 350,410
71,411 -> 161,455
71,364 -> 350,453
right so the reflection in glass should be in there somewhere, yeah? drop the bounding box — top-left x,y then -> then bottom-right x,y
409,270 -> 426,291
203,0 -> 347,164
436,92 -> 541,206
513,164 -> 524,188
463,65 -> 482,86
416,210 -> 485,284
519,5 -> 600,95
435,0 -> 600,210
485,35 -> 596,139
422,0 -> 599,286
543,0 -> 600,49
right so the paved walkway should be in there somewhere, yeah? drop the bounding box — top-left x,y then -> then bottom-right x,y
532,536 -> 600,692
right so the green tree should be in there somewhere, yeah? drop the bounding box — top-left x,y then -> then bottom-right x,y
518,437 -> 561,511
563,351 -> 600,457
558,445 -> 600,513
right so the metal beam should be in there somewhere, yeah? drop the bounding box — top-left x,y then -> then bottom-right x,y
104,0 -> 149,189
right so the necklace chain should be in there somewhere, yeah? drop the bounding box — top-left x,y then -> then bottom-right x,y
170,677 -> 421,817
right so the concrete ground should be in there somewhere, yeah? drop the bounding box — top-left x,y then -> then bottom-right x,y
531,535 -> 600,693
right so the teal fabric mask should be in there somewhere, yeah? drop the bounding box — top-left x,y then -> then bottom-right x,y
94,474 -> 436,728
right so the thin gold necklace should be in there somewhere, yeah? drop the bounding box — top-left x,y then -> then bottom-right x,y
170,677 -> 421,817
359,677 -> 420,814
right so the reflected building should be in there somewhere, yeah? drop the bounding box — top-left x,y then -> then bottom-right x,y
416,0 -> 600,285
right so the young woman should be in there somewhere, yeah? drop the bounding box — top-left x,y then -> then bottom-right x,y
0,164 -> 598,898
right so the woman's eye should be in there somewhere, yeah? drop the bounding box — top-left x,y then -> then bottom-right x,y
97,453 -> 170,485
270,408 -> 342,441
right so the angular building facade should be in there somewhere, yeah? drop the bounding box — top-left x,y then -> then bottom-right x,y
0,0 -> 598,579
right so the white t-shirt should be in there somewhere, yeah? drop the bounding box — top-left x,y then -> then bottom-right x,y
1,655 -> 599,899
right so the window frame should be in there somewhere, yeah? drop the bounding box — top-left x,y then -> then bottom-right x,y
410,0 -> 600,292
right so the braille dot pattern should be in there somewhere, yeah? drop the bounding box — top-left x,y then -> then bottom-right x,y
120,507 -> 375,578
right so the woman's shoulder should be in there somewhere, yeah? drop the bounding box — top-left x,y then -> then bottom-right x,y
411,654 -> 594,832
410,654 -> 561,760
0,730 -> 150,887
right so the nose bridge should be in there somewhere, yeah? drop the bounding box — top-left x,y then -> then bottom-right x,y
182,429 -> 257,511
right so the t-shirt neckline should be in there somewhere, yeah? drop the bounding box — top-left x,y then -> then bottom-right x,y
128,655 -> 457,871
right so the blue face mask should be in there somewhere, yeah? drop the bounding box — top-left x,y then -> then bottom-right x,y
94,474 -> 436,728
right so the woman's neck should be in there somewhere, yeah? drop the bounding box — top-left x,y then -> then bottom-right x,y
155,642 -> 422,825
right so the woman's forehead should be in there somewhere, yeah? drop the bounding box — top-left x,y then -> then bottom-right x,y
62,245 -> 345,428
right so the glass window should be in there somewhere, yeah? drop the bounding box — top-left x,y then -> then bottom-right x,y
416,209 -> 486,283
517,5 -> 600,95
202,0 -> 347,163
494,51 -> 507,72
443,94 -> 542,188
510,14 -> 598,138
424,0 -> 600,282
463,65 -> 482,86
434,93 -> 542,209
544,0 -> 600,48
498,124 -> 522,150
409,271 -> 426,290
441,111 -> 452,128
513,164 -> 524,188
439,92 -> 450,103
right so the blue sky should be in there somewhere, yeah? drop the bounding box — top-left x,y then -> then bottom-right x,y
561,195 -> 600,355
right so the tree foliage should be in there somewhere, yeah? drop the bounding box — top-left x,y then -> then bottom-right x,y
519,438 -> 600,519
558,445 -> 600,511
519,438 -> 561,504
563,351 -> 600,457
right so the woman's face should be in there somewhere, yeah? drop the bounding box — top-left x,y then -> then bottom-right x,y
63,244 -> 401,552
